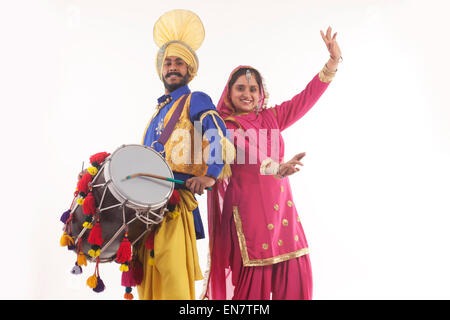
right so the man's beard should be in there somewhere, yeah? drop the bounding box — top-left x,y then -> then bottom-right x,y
163,72 -> 190,92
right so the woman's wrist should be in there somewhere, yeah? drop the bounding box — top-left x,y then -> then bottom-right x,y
276,163 -> 285,179
326,58 -> 339,72
327,55 -> 343,70
260,158 -> 281,176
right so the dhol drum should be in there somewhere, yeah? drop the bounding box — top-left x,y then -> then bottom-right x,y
63,144 -> 174,263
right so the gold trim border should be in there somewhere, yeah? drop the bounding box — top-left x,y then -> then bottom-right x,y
232,206 -> 309,267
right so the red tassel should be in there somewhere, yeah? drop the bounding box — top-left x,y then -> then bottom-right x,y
88,220 -> 103,246
90,152 -> 110,167
116,235 -> 132,264
168,189 -> 180,206
131,259 -> 143,285
77,173 -> 92,196
83,192 -> 96,215
144,231 -> 155,250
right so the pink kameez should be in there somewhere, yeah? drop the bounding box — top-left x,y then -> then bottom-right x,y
206,67 -> 330,300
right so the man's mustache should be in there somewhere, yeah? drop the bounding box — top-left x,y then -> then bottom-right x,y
165,72 -> 183,78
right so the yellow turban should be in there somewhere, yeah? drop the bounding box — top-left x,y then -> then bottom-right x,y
153,9 -> 205,82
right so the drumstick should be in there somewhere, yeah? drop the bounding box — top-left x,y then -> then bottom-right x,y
123,173 -> 213,191
124,172 -> 184,184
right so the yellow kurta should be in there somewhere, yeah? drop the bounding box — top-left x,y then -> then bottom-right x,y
136,189 -> 203,300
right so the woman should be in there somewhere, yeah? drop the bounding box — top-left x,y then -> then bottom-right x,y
205,27 -> 342,300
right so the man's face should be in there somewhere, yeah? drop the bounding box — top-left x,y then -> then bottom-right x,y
162,56 -> 190,92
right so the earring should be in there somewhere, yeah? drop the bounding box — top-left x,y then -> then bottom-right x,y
255,104 -> 261,115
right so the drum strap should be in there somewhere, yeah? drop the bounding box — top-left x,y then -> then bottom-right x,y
157,94 -> 189,146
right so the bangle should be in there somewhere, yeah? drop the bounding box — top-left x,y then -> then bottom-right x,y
324,63 -> 337,74
330,55 -> 343,63
260,158 -> 280,175
319,64 -> 336,83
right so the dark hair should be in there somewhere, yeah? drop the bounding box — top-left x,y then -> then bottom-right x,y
228,67 -> 262,92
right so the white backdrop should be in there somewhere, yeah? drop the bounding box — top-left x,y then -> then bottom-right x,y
1,0 -> 450,299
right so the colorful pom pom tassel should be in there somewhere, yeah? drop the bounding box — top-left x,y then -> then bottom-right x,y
83,215 -> 94,229
77,252 -> 87,267
87,166 -> 98,176
121,269 -> 135,287
83,192 -> 96,215
71,263 -> 82,275
77,173 -> 92,198
120,263 -> 129,272
83,222 -> 94,229
90,152 -> 110,168
116,234 -> 131,264
60,209 -> 71,224
60,232 -> 74,247
93,277 -> 105,293
88,220 -> 103,246
124,287 -> 134,300
86,275 -> 98,289
87,258 -> 105,293
88,245 -> 101,258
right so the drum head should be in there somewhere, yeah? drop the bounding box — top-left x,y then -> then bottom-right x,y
105,144 -> 174,208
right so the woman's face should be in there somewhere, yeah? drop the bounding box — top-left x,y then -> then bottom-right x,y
229,74 -> 260,114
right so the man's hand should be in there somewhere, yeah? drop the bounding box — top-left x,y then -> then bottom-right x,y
185,175 -> 216,195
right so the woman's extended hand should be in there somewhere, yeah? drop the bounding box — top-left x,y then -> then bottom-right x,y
278,152 -> 306,178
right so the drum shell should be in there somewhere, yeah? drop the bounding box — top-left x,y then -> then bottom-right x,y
69,169 -> 150,263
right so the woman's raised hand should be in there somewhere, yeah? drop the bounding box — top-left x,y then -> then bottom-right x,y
320,26 -> 342,62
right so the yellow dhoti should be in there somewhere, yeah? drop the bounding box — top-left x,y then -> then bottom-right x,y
136,189 -> 203,300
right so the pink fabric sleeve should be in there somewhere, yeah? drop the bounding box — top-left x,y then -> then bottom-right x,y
271,74 -> 329,131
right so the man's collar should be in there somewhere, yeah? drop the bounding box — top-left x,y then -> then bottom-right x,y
157,85 -> 190,104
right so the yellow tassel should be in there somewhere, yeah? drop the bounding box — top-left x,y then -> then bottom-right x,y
86,275 -> 97,289
218,163 -> 232,180
88,249 -> 101,258
220,136 -> 236,165
87,167 -> 98,176
199,111 -> 236,178
77,198 -> 85,205
216,136 -> 235,180
77,252 -> 87,267
120,264 -> 129,272
60,232 -> 74,247
83,222 -> 93,229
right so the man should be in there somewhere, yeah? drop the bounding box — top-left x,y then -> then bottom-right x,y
136,9 -> 233,300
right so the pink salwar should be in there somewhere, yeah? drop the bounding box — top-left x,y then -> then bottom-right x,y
229,218 -> 313,300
